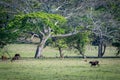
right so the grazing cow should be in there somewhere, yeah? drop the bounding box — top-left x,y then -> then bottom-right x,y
15,54 -> 20,59
11,54 -> 20,62
1,55 -> 8,61
89,60 -> 99,67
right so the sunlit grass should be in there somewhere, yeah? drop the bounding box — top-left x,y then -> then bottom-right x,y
0,44 -> 119,80
1,44 -> 117,58
0,58 -> 120,80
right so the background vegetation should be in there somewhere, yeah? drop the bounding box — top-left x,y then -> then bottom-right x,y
0,0 -> 120,80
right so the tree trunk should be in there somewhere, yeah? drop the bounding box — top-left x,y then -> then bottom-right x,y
34,34 -> 51,58
116,47 -> 120,56
74,44 -> 86,59
98,39 -> 106,58
98,41 -> 103,58
34,42 -> 45,58
79,49 -> 86,59
102,44 -> 106,56
58,47 -> 64,58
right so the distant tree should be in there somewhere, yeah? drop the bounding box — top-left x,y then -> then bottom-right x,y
66,27 -> 90,58
105,0 -> 120,56
112,42 -> 120,56
88,0 -> 120,57
51,37 -> 67,58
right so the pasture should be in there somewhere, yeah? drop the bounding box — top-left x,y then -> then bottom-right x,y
0,44 -> 120,80
0,44 -> 118,58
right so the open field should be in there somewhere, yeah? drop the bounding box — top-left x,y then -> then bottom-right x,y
0,58 -> 120,80
0,44 -> 120,80
0,44 -> 118,58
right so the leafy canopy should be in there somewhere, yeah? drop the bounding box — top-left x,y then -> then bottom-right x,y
9,12 -> 66,33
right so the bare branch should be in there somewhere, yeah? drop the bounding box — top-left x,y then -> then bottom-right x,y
55,21 -> 59,25
30,34 -> 39,40
55,5 -> 62,11
51,29 -> 86,38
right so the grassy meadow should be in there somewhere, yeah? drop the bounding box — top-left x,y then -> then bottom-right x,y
0,44 -> 120,80
0,44 -> 118,58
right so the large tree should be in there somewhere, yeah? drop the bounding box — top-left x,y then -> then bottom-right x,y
89,0 -> 120,57
66,28 -> 90,58
0,0 -> 88,58
9,12 -> 67,58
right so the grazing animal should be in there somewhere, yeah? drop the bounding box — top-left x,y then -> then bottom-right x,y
89,60 -> 99,67
11,54 -> 20,62
15,54 -> 20,59
1,55 -> 8,61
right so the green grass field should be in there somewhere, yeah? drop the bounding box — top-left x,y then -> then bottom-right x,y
0,58 -> 120,80
0,44 -> 118,58
0,44 -> 120,80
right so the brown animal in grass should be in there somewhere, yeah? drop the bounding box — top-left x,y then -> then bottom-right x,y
1,55 -> 8,61
11,54 -> 20,62
15,54 -> 20,58
89,60 -> 99,67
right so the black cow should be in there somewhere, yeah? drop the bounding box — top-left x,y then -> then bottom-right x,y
11,54 -> 20,62
89,61 -> 99,67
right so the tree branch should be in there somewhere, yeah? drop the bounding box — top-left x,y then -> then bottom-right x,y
51,29 -> 86,38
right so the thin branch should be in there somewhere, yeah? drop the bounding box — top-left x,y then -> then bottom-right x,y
30,34 -> 39,40
51,29 -> 87,38
55,21 -> 59,25
55,5 -> 62,11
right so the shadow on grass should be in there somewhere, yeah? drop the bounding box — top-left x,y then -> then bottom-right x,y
64,56 -> 120,58
20,56 -> 120,59
0,56 -> 120,61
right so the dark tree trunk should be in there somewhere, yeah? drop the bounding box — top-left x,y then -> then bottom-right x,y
98,38 -> 106,58
98,41 -> 103,58
58,47 -> 64,58
79,49 -> 86,59
102,44 -> 106,56
75,44 -> 86,59
115,47 -> 120,56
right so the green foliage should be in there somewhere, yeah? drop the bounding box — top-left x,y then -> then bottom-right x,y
0,10 -> 18,48
0,27 -> 18,48
56,39 -> 67,48
15,12 -> 66,25
54,38 -> 67,49
66,27 -> 91,55
9,12 -> 66,34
